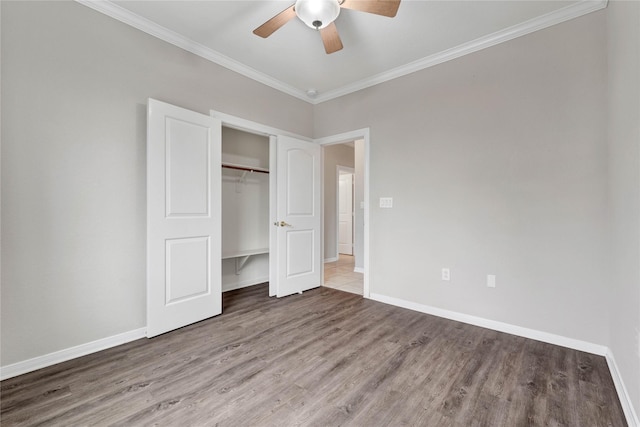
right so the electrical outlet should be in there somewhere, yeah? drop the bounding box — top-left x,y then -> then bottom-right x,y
441,268 -> 450,281
487,275 -> 496,288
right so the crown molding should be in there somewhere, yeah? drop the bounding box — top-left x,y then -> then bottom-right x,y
77,0 -> 607,105
75,0 -> 311,102
313,0 -> 608,103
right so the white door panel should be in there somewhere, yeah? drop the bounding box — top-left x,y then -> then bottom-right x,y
165,118 -> 211,216
286,230 -> 314,276
165,236 -> 209,304
276,136 -> 321,298
147,99 -> 221,337
286,150 -> 314,215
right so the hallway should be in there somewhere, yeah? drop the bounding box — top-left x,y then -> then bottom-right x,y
323,254 -> 363,295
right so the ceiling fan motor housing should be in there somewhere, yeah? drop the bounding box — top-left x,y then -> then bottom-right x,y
253,0 -> 400,54
295,0 -> 341,30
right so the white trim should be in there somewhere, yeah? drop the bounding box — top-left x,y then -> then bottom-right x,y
369,293 -> 607,356
354,267 -> 364,274
210,109 -> 312,141
75,0 -> 310,103
324,257 -> 339,263
362,136 -> 369,299
222,277 -> 269,293
269,135 -> 278,297
315,128 -> 370,146
320,146 -> 325,286
77,0 -> 606,105
606,349 -> 640,427
0,328 -> 146,381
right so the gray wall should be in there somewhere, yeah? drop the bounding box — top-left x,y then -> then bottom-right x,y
1,1 -> 312,365
3,1 -> 638,417
315,11 -> 609,346
323,144 -> 354,261
607,0 -> 640,412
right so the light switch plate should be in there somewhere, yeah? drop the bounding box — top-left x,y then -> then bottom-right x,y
379,197 -> 393,208
487,275 -> 496,288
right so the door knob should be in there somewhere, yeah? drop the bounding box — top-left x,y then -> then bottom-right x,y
274,221 -> 292,227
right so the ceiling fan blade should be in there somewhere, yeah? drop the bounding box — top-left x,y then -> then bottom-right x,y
320,22 -> 343,54
253,4 -> 296,38
340,0 -> 401,17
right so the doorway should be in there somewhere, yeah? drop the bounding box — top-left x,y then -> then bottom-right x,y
211,110 -> 323,299
338,167 -> 354,256
321,139 -> 366,296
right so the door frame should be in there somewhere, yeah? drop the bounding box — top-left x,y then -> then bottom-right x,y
336,165 -> 355,257
316,129 -> 371,299
210,110 -> 313,297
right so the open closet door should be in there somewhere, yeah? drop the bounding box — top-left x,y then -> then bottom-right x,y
275,135 -> 322,297
147,99 -> 222,337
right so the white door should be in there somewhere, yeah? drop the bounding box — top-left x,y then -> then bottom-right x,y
275,135 -> 322,297
338,171 -> 354,255
147,99 -> 222,337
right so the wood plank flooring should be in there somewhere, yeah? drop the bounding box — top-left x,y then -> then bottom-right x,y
1,284 -> 627,426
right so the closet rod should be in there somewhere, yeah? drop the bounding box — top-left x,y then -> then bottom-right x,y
221,163 -> 269,174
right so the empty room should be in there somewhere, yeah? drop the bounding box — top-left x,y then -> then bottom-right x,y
1,0 -> 638,425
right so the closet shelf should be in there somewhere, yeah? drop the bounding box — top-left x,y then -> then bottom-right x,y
222,248 -> 269,260
221,162 -> 269,174
222,247 -> 269,275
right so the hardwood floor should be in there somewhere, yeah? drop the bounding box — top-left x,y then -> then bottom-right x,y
1,284 -> 627,426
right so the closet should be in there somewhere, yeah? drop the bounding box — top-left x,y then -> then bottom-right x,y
221,127 -> 270,292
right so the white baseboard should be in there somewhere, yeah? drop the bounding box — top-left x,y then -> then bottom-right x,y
324,257 -> 338,263
606,349 -> 640,427
369,293 -> 607,355
1,280 -> 262,381
354,267 -> 364,273
222,277 -> 269,292
0,327 -> 147,381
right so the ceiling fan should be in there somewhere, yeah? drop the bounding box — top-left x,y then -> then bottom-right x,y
253,0 -> 401,54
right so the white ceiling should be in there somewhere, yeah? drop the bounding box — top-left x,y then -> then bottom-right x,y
81,0 -> 606,103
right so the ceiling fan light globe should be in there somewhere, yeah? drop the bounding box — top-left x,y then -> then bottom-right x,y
295,0 -> 340,30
